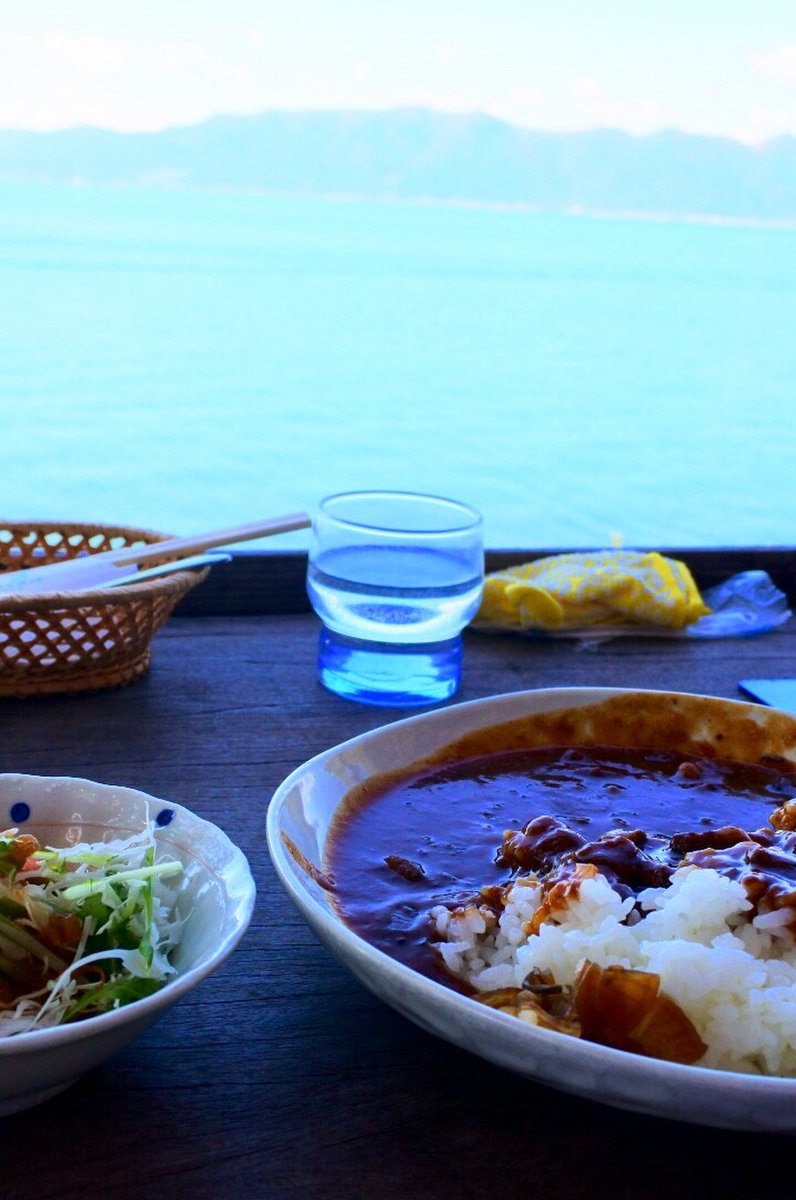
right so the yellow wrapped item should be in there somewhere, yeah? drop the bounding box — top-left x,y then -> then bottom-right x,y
474,550 -> 711,633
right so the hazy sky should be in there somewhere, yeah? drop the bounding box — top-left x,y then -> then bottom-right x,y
3,1 -> 796,142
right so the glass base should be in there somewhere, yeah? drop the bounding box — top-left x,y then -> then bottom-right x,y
317,628 -> 462,707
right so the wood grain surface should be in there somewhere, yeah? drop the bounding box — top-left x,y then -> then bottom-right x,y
2,553 -> 796,1199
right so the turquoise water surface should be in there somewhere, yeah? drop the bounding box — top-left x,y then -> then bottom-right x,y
1,180 -> 794,549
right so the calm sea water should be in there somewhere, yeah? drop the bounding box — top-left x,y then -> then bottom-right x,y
1,180 -> 795,549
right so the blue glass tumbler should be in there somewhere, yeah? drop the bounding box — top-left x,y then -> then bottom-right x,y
307,491 -> 484,706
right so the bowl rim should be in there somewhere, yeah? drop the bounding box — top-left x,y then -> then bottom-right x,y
0,773 -> 256,1056
267,684 -> 796,1098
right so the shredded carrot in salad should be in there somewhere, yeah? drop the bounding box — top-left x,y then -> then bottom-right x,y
0,824 -> 183,1036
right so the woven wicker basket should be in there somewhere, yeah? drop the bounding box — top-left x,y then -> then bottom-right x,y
0,522 -> 211,697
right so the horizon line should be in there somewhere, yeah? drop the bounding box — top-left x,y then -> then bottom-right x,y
0,105 -> 793,148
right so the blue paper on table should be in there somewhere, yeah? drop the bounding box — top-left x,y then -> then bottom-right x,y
738,679 -> 796,713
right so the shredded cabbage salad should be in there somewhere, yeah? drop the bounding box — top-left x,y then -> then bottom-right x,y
0,823 -> 184,1036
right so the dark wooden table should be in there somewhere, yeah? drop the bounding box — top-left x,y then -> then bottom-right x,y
3,550 -> 796,1199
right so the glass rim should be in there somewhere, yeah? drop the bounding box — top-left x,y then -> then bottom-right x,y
317,490 -> 483,536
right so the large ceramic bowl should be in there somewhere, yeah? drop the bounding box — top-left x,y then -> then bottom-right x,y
0,774 -> 255,1116
267,686 -> 796,1133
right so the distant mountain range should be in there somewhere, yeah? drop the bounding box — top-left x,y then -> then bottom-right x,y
1,107 -> 795,221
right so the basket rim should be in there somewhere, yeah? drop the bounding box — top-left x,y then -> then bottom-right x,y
0,521 -> 208,610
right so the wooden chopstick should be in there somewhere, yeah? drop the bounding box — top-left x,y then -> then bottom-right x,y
98,512 -> 312,568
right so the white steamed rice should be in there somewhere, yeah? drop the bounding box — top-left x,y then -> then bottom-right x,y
431,865 -> 796,1075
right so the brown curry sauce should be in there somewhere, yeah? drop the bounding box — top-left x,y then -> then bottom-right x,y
327,743 -> 796,987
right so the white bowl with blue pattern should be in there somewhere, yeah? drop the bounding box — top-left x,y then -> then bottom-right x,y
0,773 -> 255,1116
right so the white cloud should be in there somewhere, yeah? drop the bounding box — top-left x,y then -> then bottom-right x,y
38,30 -> 210,78
752,45 -> 796,84
571,75 -> 603,101
486,87 -> 547,128
243,29 -> 267,50
568,76 -> 665,133
435,44 -> 465,67
490,74 -> 669,136
486,74 -> 668,135
40,31 -> 133,77
732,107 -> 796,144
0,29 -> 261,131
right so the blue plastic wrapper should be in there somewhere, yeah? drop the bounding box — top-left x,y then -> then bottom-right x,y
685,571 -> 791,639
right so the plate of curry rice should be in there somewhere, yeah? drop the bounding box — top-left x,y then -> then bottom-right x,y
268,687 -> 796,1131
